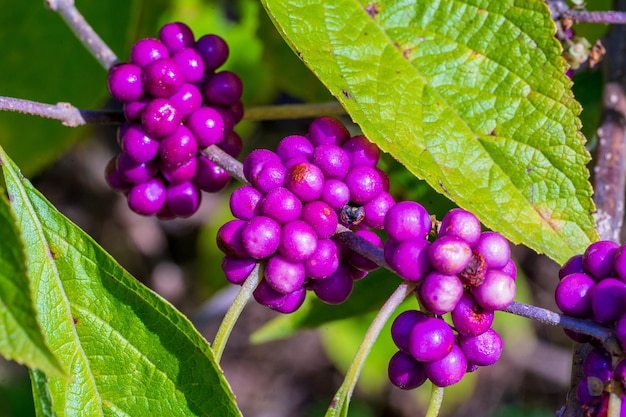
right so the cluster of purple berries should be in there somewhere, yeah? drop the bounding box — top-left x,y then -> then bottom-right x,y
385,207 -> 516,388
555,241 -> 626,415
216,116 -> 393,312
104,22 -> 244,218
575,346 -> 625,417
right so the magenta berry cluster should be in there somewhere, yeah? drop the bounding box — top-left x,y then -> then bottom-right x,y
386,207 -> 516,388
216,116 -> 392,313
105,21 -> 244,218
575,345 -> 626,416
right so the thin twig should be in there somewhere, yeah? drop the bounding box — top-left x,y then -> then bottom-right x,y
424,386 -> 445,417
566,10 -> 626,24
45,0 -> 118,69
0,96 -> 124,127
243,102 -> 346,121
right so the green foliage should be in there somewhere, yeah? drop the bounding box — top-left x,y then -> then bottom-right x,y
0,147 -> 241,416
260,0 -> 598,264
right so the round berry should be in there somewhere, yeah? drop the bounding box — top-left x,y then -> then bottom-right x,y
428,235 -> 472,275
248,159 -> 286,193
583,240 -> 619,279
279,220 -> 318,262
423,344 -> 467,387
388,351 -> 427,390
276,135 -> 314,162
450,292 -> 494,336
123,96 -> 150,122
342,135 -> 380,167
165,180 -> 201,218
418,271 -> 464,315
202,71 -> 243,107
559,254 -> 584,280
131,38 -> 169,67
344,165 -> 383,205
265,253 -> 306,294
229,185 -> 262,220
363,191 -> 395,229
172,47 -> 206,83
169,83 -> 203,117
300,201 -> 338,239
439,208 -> 482,247
311,144 -> 350,180
384,201 -> 431,241
590,277 -> 626,323
308,116 -> 350,147
186,106 -> 226,147
194,155 -> 231,193
104,157 -> 132,192
159,22 -> 195,53
107,63 -> 145,102
474,232 -> 510,269
409,317 -> 455,362
216,219 -> 247,258
304,238 -> 340,279
195,34 -> 229,71
116,153 -> 158,184
320,179 -> 351,210
385,238 -> 431,282
554,272 -> 595,317
284,162 -> 325,203
119,123 -> 159,163
159,125 -> 198,167
258,187 -> 303,225
391,310 -> 428,353
310,263 -> 354,304
127,178 -> 166,216
253,280 -> 306,314
222,256 -> 257,285
471,269 -> 516,310
143,58 -> 185,98
458,328 -> 503,366
141,98 -> 182,138
241,216 -> 281,259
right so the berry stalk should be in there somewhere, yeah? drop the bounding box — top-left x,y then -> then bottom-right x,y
425,385 -> 444,417
327,280 -> 418,416
212,262 -> 263,363
45,0 -> 118,69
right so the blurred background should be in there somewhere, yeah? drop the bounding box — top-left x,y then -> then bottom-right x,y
0,0 -> 612,415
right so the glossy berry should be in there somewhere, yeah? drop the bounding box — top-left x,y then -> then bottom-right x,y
194,155 -> 231,193
216,219 -> 247,258
116,153 -> 157,184
385,238 -> 431,282
418,271 -> 464,315
472,269 -> 516,310
554,272 -> 595,317
195,34 -> 229,71
450,292 -> 494,336
166,180 -> 201,217
307,116 -> 350,147
458,328 -> 503,366
141,98 -> 182,138
264,253 -> 306,294
590,278 -> 626,323
253,280 -> 306,314
159,22 -> 195,53
159,125 -> 198,167
428,235 -> 472,275
342,135 -> 380,167
169,83 -> 203,117
304,238 -> 340,279
131,38 -> 169,67
259,187 -> 303,224
320,179 -> 351,210
311,144 -> 350,180
229,185 -> 262,220
582,240 -> 619,279
439,208 -> 482,247
559,254 -> 585,280
284,162 -> 325,203
474,232 -> 510,269
388,351 -> 427,390
186,106 -> 226,147
300,201 -> 338,239
143,58 -> 185,98
409,317 -> 455,362
362,191 -> 395,229
384,201 -> 431,241
222,256 -> 257,285
423,344 -> 467,387
127,178 -> 166,216
107,63 -> 145,102
276,135 -> 315,162
202,71 -> 243,107
391,310 -> 428,353
310,263 -> 354,304
119,123 -> 159,163
172,47 -> 206,83
344,165 -> 383,205
241,216 -> 281,259
278,220 -> 318,262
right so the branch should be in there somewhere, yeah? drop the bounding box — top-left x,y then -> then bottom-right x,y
567,10 -> 626,24
45,0 -> 117,69
243,102 -> 346,121
0,96 -> 124,127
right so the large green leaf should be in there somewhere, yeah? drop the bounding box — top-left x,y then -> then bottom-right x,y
0,146 -> 241,417
0,192 -> 64,378
260,0 -> 597,264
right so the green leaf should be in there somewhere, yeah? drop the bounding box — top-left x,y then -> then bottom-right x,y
0,147 -> 241,417
0,191 -> 64,378
260,0 -> 597,264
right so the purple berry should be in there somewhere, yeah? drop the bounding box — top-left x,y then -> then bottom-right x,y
320,179 -> 351,210
159,125 -> 198,167
259,187 -> 303,225
428,235 -> 472,275
253,280 -> 306,314
229,101 -> 244,124
243,149 -> 282,182
311,144 -> 350,180
264,253 -> 306,294
418,271 -> 464,315
276,135 -> 314,162
554,272 -> 595,317
159,22 -> 195,53
107,63 -> 145,102
344,165 -> 383,205
166,180 -> 201,217
471,269 -> 516,310
218,132 -> 243,158
388,351 -> 427,390
119,123 -> 159,163
194,155 -> 231,193
474,232 -> 511,269
300,201 -> 338,239
248,159 -> 286,193
500,258 -> 517,280
582,240 -> 619,279
278,220 -> 318,262
439,208 -> 482,247
169,83 -> 203,117
116,153 -> 157,184
202,71 -> 243,107
186,106 -> 226,147
141,98 -> 182,138
143,58 -> 184,98
123,96 -> 150,122
195,34 -> 229,71
590,277 -> 626,323
342,135 -> 380,167
617,314 -> 626,350
172,47 -> 206,83
222,256 -> 257,285
216,219 -> 247,258
384,201 -> 431,241
229,185 -> 262,220
362,191 -> 395,229
311,263 -> 354,304
458,328 -> 502,366
304,238 -> 340,279
127,178 -> 166,216
423,344 -> 467,387
307,116 -> 350,147
391,310 -> 428,353
131,38 -> 169,67
104,157 -> 132,192
559,254 -> 584,280
450,292 -> 494,336
284,162 -> 325,203
583,347 -> 612,379
241,216 -> 281,259
409,317 -> 455,362
385,238 -> 431,282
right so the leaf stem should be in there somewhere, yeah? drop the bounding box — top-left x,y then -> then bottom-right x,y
326,281 -> 418,416
424,385 -> 444,417
45,0 -> 118,69
243,102 -> 346,120
212,263 -> 263,363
